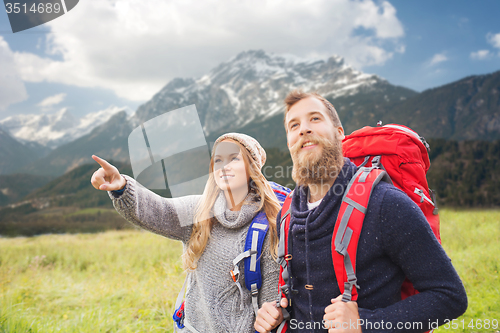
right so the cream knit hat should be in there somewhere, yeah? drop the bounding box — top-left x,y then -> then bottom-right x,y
213,133 -> 266,170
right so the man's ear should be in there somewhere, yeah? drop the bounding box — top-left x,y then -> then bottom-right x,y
337,127 -> 345,141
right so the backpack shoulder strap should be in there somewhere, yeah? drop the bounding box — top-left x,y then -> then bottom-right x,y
278,191 -> 293,299
173,274 -> 188,330
173,274 -> 202,333
229,183 -> 292,318
276,191 -> 293,333
332,166 -> 389,302
230,211 -> 269,316
244,211 -> 269,315
269,181 -> 292,203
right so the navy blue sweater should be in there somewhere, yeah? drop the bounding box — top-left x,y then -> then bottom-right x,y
278,159 -> 467,333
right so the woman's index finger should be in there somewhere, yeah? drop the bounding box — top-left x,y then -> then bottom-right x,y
92,155 -> 113,170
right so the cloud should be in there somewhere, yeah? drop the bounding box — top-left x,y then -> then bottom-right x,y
37,93 -> 67,110
0,37 -> 28,111
470,50 -> 492,60
429,53 -> 448,66
469,33 -> 500,60
487,32 -> 500,49
13,0 -> 405,101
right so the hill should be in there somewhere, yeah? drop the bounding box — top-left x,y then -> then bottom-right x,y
0,173 -> 53,206
18,111 -> 132,177
384,70 -> 500,141
0,127 -> 49,174
426,138 -> 500,207
0,161 -> 135,236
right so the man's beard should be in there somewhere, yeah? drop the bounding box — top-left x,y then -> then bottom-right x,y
290,134 -> 344,187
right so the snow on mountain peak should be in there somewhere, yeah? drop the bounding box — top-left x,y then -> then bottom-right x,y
136,50 -> 383,134
0,106 -> 127,148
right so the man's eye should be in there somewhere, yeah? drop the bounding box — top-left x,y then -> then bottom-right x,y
290,123 -> 298,129
312,117 -> 320,121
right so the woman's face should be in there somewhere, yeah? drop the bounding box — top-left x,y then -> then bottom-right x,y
213,141 -> 250,193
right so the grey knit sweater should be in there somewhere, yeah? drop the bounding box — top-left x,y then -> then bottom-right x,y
109,175 -> 279,332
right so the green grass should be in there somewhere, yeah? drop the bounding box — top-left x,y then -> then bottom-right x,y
434,209 -> 500,333
0,231 -> 185,332
0,209 -> 499,332
63,207 -> 117,217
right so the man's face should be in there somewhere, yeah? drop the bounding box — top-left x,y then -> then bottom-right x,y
285,96 -> 345,186
285,97 -> 344,155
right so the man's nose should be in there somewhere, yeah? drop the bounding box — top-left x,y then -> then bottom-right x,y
299,122 -> 312,136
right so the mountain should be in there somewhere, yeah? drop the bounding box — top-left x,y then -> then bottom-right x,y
208,69 -> 500,146
379,70 -> 500,141
18,50 -> 413,176
206,78 -> 419,148
0,106 -> 127,149
426,138 -> 500,207
0,173 -> 53,206
13,51 -> 500,178
19,111 -> 132,176
0,127 -> 49,174
0,162 -> 134,237
22,161 -> 132,207
133,50 -> 416,137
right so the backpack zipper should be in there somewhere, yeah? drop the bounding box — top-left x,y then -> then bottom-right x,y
414,188 -> 435,207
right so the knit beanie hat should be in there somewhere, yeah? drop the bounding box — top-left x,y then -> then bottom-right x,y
213,133 -> 266,170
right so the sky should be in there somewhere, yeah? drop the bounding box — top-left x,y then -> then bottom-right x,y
1,0 -> 500,121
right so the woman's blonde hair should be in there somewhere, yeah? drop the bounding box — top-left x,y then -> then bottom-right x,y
182,139 -> 282,271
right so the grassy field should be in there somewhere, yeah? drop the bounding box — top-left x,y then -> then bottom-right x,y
1,209 -> 499,332
0,231 -> 185,332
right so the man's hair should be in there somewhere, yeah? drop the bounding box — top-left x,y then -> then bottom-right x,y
283,90 -> 342,129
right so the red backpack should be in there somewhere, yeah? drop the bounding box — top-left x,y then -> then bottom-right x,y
275,124 -> 440,333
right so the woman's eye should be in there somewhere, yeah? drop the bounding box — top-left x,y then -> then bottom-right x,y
214,159 -> 221,163
232,157 -> 240,161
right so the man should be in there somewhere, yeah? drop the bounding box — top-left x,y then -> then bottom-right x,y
254,90 -> 467,333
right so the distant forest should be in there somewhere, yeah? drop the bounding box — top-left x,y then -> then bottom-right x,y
426,139 -> 500,208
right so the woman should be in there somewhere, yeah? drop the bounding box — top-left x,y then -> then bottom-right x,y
91,133 -> 289,333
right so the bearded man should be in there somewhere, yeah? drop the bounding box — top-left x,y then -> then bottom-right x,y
254,90 -> 467,333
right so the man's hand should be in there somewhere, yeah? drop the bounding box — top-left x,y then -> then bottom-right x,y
323,295 -> 361,333
90,155 -> 126,191
255,298 -> 287,333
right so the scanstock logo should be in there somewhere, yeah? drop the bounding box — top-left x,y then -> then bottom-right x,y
128,105 -> 211,198
4,0 -> 79,33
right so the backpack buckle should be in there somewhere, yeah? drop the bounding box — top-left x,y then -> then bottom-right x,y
371,155 -> 382,168
230,270 -> 239,282
172,301 -> 185,329
280,284 -> 289,295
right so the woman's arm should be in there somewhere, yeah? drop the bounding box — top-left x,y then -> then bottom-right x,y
110,175 -> 200,242
90,155 -> 200,242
